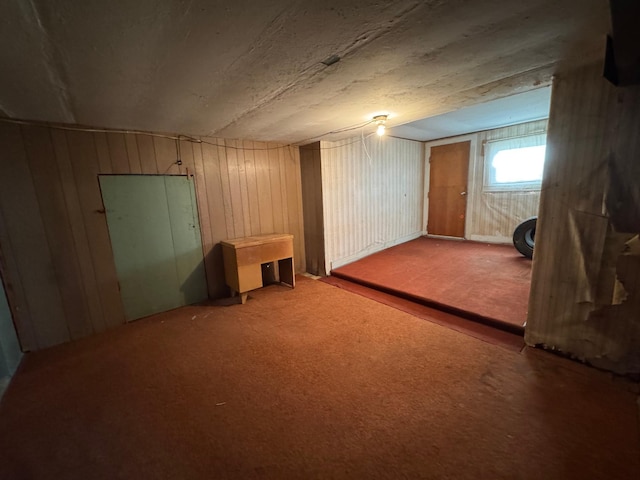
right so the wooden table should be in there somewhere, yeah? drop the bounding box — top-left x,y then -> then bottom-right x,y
220,234 -> 295,304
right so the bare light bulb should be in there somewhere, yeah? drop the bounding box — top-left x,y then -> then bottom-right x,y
373,114 -> 388,136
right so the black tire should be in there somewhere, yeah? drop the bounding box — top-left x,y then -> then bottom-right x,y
513,217 -> 536,259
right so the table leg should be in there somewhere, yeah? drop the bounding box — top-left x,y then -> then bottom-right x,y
278,257 -> 295,288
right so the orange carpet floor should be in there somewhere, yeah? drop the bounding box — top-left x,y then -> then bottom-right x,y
0,277 -> 637,479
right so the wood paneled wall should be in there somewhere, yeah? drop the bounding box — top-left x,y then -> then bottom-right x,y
195,138 -> 305,298
0,122 -> 305,351
320,136 -> 424,272
425,119 -> 546,244
526,61 -> 640,375
299,142 -> 326,276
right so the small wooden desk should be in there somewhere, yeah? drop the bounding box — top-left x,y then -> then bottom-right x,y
221,234 -> 295,304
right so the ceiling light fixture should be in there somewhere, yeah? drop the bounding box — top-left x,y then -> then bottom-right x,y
373,114 -> 388,136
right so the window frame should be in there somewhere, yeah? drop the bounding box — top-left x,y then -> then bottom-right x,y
482,133 -> 546,192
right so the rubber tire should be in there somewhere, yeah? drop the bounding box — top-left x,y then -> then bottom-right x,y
513,216 -> 536,259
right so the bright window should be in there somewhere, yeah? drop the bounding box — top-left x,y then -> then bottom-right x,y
484,133 -> 546,191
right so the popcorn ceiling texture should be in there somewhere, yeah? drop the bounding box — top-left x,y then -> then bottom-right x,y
0,0 -> 608,142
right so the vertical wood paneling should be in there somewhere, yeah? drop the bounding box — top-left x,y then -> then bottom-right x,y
243,140 -> 261,235
191,142 -> 212,246
125,135 -> 142,174
0,208 -> 37,351
0,123 -> 69,349
0,124 -> 306,350
526,61 -> 640,375
178,139 -> 196,175
320,136 -> 423,272
268,145 -> 285,234
137,134 -> 158,174
254,142 -> 274,234
225,140 -> 246,238
66,131 -> 125,329
94,133 -> 112,174
237,141 -> 253,236
277,146 -> 291,239
201,141 -> 231,241
153,136 -> 179,175
197,141 -> 224,298
51,129 -> 107,334
21,125 -> 93,340
106,133 -> 130,174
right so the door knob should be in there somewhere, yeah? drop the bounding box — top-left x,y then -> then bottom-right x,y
460,191 -> 467,196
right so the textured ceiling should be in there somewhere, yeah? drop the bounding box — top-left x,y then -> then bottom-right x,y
0,0 -> 609,143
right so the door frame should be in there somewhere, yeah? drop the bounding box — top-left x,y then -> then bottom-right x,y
422,134 -> 478,239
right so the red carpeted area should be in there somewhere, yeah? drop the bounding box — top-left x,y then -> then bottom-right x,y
330,237 -> 531,333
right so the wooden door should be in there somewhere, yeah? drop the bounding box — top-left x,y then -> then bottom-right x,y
99,175 -> 208,321
427,141 -> 470,238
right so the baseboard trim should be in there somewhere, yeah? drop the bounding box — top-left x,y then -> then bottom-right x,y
425,234 -> 465,241
467,234 -> 511,244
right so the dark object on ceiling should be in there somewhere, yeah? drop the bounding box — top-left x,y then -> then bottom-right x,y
321,55 -> 341,67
